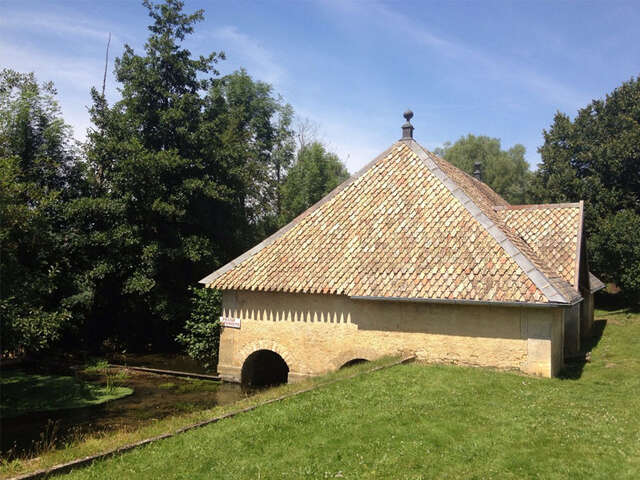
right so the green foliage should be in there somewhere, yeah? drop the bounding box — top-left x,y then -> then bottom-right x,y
74,0 -> 294,349
82,359 -> 110,374
77,0 -> 224,347
157,378 -> 221,393
0,69 -> 82,356
434,134 -> 532,204
588,211 -> 640,302
533,77 -> 640,302
280,142 -> 349,224
176,287 -> 221,369
0,302 -> 71,355
105,369 -> 131,394
0,1 -> 299,355
206,69 -> 295,236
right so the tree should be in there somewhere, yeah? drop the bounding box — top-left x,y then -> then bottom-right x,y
175,287 -> 221,370
78,0 -> 295,350
434,134 -> 532,204
588,211 -> 640,301
0,70 -> 84,355
532,77 -> 640,302
280,142 -> 349,224
294,117 -> 320,151
206,69 -> 294,240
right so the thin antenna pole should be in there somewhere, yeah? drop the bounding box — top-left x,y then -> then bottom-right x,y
102,32 -> 111,97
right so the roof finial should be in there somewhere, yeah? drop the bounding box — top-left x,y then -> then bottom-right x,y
473,161 -> 482,181
401,109 -> 414,139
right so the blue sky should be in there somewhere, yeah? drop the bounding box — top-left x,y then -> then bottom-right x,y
1,0 -> 639,172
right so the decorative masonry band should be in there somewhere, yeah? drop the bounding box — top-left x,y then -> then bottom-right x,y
8,355 -> 416,480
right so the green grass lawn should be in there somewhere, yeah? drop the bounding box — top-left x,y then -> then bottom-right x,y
0,371 -> 133,419
49,307 -> 639,479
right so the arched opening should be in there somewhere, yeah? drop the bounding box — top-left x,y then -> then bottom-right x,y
340,358 -> 369,369
241,349 -> 289,388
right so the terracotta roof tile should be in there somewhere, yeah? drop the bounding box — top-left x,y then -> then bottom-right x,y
201,141 -> 583,305
497,204 -> 581,288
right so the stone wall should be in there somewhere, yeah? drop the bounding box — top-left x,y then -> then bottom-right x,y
218,290 -> 565,380
580,291 -> 595,338
564,302 -> 582,356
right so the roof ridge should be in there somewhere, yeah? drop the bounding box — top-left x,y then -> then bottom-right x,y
575,200 -> 584,288
403,139 -> 578,304
199,143 -> 398,285
426,152 -> 512,208
495,202 -> 581,211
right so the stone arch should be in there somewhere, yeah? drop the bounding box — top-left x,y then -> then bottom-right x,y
238,340 -> 297,372
330,349 -> 377,370
340,358 -> 369,369
241,350 -> 289,387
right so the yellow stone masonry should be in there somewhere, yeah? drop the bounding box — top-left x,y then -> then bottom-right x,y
218,290 -> 565,380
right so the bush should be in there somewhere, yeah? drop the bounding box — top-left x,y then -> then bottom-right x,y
589,210 -> 640,305
0,299 -> 71,357
176,287 -> 221,370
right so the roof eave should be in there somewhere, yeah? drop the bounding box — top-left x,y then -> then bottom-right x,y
350,295 -> 583,308
574,200 -> 584,288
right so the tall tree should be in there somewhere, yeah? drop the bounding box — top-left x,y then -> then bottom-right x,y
434,134 -> 532,204
206,69 -> 294,240
78,0 -> 294,350
280,142 -> 349,224
532,77 -> 640,302
0,70 -> 84,355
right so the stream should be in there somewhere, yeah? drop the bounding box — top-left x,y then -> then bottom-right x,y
1,358 -> 250,459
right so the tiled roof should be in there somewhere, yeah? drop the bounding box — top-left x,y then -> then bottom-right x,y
496,204 -> 582,288
201,140 -> 583,305
423,146 -> 580,304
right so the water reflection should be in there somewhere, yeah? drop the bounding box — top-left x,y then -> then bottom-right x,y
1,365 -> 249,459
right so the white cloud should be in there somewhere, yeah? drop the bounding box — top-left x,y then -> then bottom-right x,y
0,39 -> 120,141
0,12 -> 122,43
212,26 -> 285,85
324,0 -> 588,111
0,41 -> 99,86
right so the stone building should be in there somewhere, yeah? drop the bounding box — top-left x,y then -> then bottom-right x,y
200,112 -> 604,385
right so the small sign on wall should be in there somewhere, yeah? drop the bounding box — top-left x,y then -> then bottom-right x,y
220,316 -> 241,329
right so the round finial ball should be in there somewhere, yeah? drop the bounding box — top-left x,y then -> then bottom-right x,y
403,109 -> 414,122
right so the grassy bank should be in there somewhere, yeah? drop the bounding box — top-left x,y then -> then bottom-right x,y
55,308 -> 639,479
0,357 -> 394,478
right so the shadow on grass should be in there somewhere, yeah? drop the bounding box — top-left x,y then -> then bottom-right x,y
595,291 -> 640,314
559,319 -> 607,380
